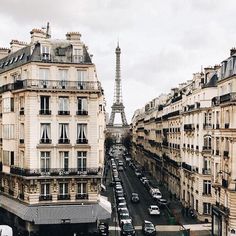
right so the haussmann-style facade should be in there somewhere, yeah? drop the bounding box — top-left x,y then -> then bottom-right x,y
0,26 -> 111,235
131,48 -> 236,236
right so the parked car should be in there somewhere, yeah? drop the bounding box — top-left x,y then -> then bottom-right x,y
118,208 -> 129,217
157,198 -> 168,207
135,170 -> 142,178
148,205 -> 160,215
152,192 -> 162,200
119,214 -> 132,225
142,220 -> 156,235
121,222 -> 135,236
98,222 -> 109,236
131,193 -> 140,203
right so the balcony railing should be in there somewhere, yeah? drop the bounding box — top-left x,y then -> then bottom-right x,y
182,162 -> 192,172
10,166 -> 101,176
76,110 -> 88,115
58,138 -> 70,144
76,193 -> 88,200
202,146 -> 212,152
39,109 -> 51,115
184,124 -> 195,132
58,194 -> 70,200
39,194 -> 52,201
220,92 -> 236,104
76,139 -> 88,144
58,111 -> 70,115
202,168 -> 211,175
40,138 -> 52,144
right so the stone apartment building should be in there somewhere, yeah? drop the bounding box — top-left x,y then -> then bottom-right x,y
0,26 -> 111,235
131,49 -> 236,236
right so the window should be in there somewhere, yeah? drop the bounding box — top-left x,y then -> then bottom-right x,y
73,48 -> 83,63
196,199 -> 198,212
203,135 -> 211,149
58,97 -> 69,115
77,151 -> 87,171
59,69 -> 68,88
19,151 -> 24,168
40,123 -> 51,143
3,97 -> 14,113
76,182 -> 88,199
39,68 -> 49,87
20,123 -> 24,143
58,183 -> 70,199
77,97 -> 88,115
77,70 -> 87,89
19,97 -> 24,114
203,180 -> 211,195
40,151 -> 50,172
59,123 -> 69,143
40,96 -> 51,115
41,183 -> 50,196
3,124 -> 14,139
203,202 -> 211,214
41,45 -> 51,60
77,124 -> 87,144
60,151 -> 69,171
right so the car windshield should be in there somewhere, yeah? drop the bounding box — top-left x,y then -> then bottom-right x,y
145,222 -> 154,229
123,223 -> 134,231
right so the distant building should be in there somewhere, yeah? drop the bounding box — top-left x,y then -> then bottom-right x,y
0,25 -> 111,235
131,49 -> 236,236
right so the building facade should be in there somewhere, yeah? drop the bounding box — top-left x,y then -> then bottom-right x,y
131,49 -> 236,236
0,26 -> 110,235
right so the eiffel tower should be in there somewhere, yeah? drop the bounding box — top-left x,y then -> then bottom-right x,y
108,43 -> 128,127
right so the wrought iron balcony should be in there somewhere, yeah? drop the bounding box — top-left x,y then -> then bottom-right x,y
202,168 -> 211,175
39,194 -> 52,201
76,139 -> 88,144
202,146 -> 212,153
57,194 -> 70,200
76,110 -> 88,115
182,162 -> 192,172
76,193 -> 88,200
184,124 -> 195,132
39,109 -> 51,115
220,92 -> 236,104
40,138 -> 52,144
10,166 -> 101,177
58,138 -> 70,144
58,110 -> 70,115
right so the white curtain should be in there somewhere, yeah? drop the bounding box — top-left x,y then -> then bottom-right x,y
59,98 -> 63,111
65,98 -> 69,111
82,98 -> 88,111
77,124 -> 81,139
83,125 -> 87,139
64,124 -> 68,139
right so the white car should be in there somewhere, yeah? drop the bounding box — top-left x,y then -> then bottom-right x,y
148,205 -> 160,215
152,191 -> 162,200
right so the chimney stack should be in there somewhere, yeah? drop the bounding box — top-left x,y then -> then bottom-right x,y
30,28 -> 47,43
66,32 -> 81,41
0,48 -> 9,59
10,40 -> 28,53
230,48 -> 236,56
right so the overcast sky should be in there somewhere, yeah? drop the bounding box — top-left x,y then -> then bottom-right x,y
0,0 -> 236,123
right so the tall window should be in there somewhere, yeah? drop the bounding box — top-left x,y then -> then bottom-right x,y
203,135 -> 211,150
3,98 -> 14,113
59,183 -> 69,197
40,96 -> 50,115
41,45 -> 50,60
20,123 -> 24,143
77,182 -> 88,199
77,124 -> 87,144
40,151 -> 50,172
59,123 -> 69,143
77,97 -> 88,115
77,151 -> 87,171
77,70 -> 87,89
203,180 -> 211,195
58,97 -> 69,115
41,183 -> 50,196
59,69 -> 68,88
40,123 -> 51,143
203,202 -> 211,214
39,68 -> 49,87
60,151 -> 69,171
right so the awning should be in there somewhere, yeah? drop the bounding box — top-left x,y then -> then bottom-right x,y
0,195 -> 111,225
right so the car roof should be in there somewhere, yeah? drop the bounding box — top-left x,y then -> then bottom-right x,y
150,205 -> 158,207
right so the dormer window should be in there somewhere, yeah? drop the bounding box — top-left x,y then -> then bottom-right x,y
73,48 -> 83,63
41,45 -> 51,61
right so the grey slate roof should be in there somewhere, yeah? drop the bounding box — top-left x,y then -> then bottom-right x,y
0,195 -> 111,224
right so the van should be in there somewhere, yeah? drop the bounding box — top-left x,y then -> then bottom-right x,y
0,225 -> 13,236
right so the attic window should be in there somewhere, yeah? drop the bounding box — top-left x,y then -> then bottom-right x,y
58,48 -> 66,56
19,53 -> 25,60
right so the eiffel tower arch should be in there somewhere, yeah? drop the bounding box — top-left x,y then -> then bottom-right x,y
107,43 -> 129,141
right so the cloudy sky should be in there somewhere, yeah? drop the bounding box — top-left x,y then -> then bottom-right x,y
0,0 -> 236,123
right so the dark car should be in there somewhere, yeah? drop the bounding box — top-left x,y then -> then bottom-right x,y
121,222 -> 135,236
142,220 -> 156,235
157,198 -> 168,208
131,193 -> 140,203
98,222 -> 109,236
